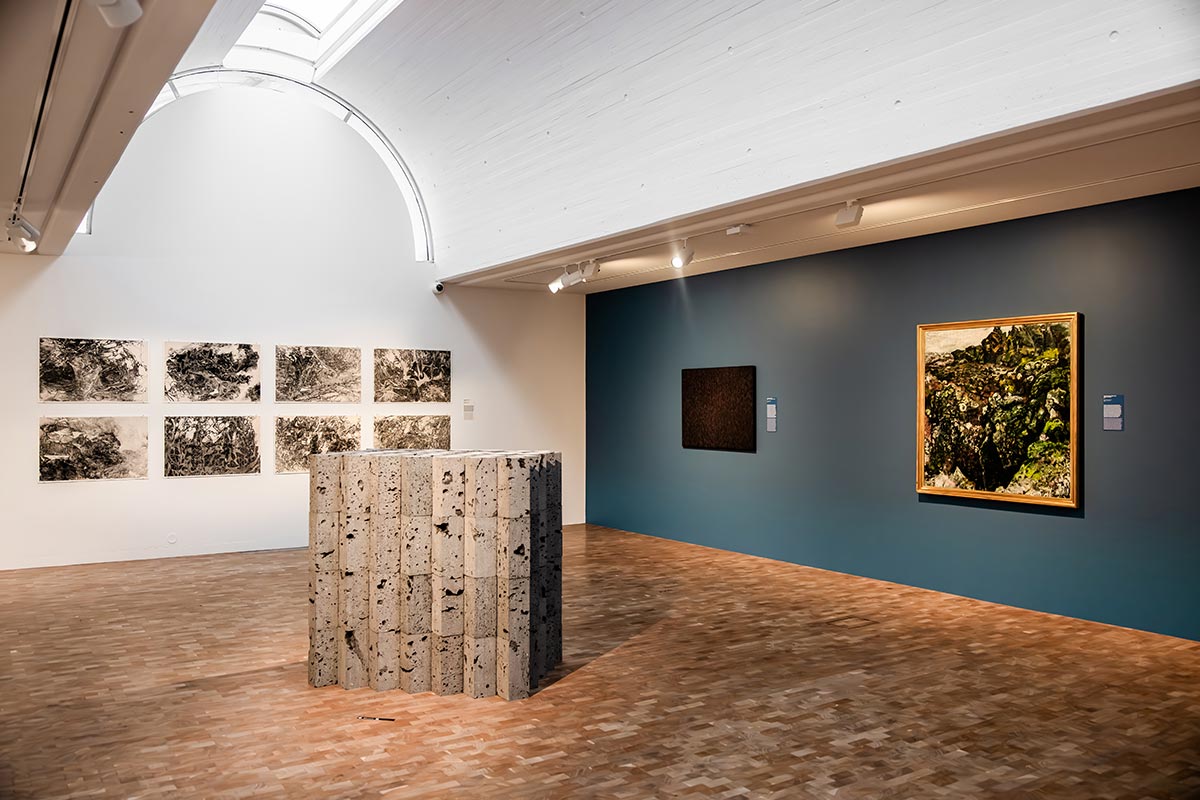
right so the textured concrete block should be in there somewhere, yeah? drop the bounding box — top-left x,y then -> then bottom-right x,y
432,455 -> 466,518
497,575 -> 531,644
400,515 -> 432,576
464,516 -> 497,578
401,456 -> 433,517
432,572 -> 464,636
400,633 -> 431,694
310,453 -> 341,514
465,455 -> 498,518
371,454 -> 404,521
465,575 -> 497,638
498,516 -> 531,578
367,512 -> 401,691
497,455 -> 531,519
339,511 -> 370,689
341,456 -> 372,514
308,565 -> 338,687
400,573 -> 431,634
309,512 -> 338,572
432,634 -> 464,695
310,448 -> 562,699
464,636 -> 497,699
496,633 -> 530,701
431,516 -> 464,578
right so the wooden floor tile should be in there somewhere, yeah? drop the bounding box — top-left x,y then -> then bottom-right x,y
0,525 -> 1197,798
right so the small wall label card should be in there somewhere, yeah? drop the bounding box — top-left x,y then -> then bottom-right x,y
766,397 -> 777,433
1103,394 -> 1125,431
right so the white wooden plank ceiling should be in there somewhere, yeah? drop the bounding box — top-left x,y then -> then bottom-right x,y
176,0 -> 1200,284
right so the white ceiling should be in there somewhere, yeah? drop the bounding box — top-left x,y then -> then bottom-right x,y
315,0 -> 1200,279
174,0 -> 1200,284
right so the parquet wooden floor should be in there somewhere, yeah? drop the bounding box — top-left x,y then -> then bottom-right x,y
1,525 -> 1197,799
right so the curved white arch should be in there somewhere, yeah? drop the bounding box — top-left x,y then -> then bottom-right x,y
146,67 -> 434,263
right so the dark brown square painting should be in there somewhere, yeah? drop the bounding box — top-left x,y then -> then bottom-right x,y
681,366 -> 756,453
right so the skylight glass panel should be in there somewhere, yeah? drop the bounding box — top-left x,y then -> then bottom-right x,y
267,0 -> 355,33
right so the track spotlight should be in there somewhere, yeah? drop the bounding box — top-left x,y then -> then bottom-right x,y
670,240 -> 694,269
580,259 -> 599,280
835,200 -> 863,228
548,264 -> 587,293
89,0 -> 143,28
5,214 -> 41,254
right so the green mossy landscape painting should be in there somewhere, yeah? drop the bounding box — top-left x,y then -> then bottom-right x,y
920,316 -> 1076,503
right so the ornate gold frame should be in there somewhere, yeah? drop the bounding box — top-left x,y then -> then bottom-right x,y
916,312 -> 1079,508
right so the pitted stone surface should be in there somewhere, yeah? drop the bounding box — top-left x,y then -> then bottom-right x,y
464,636 -> 497,699
400,573 -> 432,635
400,515 -> 432,576
400,633 -> 431,694
465,516 -> 497,578
465,575 -> 498,638
432,634 -> 464,695
309,449 -> 562,699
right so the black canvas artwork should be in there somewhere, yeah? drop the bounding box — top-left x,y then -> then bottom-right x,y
164,416 -> 261,477
374,415 -> 451,450
165,342 -> 261,402
39,417 -> 148,482
275,345 -> 361,402
681,366 -> 756,453
39,337 -> 148,402
374,349 -> 451,402
275,415 -> 361,473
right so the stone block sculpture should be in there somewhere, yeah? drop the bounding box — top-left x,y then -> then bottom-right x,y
308,449 -> 562,700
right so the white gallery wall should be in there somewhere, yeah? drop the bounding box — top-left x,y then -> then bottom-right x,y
0,88 -> 586,570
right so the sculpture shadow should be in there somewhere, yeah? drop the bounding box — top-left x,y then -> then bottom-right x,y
536,528 -> 678,690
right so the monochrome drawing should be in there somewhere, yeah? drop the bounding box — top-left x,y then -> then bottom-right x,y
373,415 -> 451,450
374,349 -> 451,402
164,416 -> 261,477
275,415 -> 361,473
39,416 -> 148,482
165,341 -> 261,402
39,337 -> 148,402
276,345 -> 361,402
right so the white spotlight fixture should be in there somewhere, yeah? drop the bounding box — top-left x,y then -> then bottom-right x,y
835,200 -> 864,228
89,0 -> 142,28
548,264 -> 587,294
670,239 -> 694,269
580,259 -> 599,280
5,214 -> 41,254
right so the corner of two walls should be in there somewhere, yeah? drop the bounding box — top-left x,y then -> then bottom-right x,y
0,87 -> 585,570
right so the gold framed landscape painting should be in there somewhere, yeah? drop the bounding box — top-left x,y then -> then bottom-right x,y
917,312 -> 1079,508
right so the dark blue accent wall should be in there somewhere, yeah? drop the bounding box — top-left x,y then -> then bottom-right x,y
586,189 -> 1200,641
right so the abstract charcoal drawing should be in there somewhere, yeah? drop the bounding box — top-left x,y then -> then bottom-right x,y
39,417 -> 148,482
374,349 -> 451,402
373,415 -> 450,450
164,416 -> 261,477
39,337 -> 148,402
681,366 -> 757,453
275,415 -> 361,473
165,342 -> 261,402
917,312 -> 1078,507
276,345 -> 361,402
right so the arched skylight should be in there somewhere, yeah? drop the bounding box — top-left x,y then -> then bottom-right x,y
145,68 -> 433,263
264,1 -> 354,34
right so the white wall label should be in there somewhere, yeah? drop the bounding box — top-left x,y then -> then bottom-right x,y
766,397 -> 777,432
1102,394 -> 1124,431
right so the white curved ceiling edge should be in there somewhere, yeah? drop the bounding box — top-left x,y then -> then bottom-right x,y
145,67 -> 433,263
